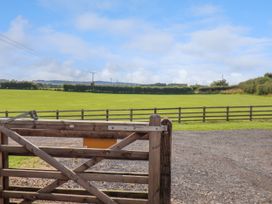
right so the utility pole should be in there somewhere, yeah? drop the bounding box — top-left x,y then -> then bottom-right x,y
90,72 -> 95,91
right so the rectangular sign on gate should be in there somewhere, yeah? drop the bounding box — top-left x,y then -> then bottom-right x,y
83,138 -> 117,148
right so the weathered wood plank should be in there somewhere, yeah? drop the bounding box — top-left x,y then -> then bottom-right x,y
3,191 -> 148,204
160,119 -> 172,204
0,145 -> 149,160
148,114 -> 161,204
0,127 -> 117,204
0,119 -> 148,132
1,169 -> 148,184
0,132 -> 9,204
12,128 -> 137,139
9,186 -> 148,199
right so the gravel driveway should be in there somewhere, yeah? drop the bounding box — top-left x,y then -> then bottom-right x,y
172,130 -> 272,204
9,130 -> 272,204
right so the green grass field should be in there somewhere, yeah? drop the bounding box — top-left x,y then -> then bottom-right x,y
0,89 -> 271,131
0,89 -> 272,110
2,89 -> 271,167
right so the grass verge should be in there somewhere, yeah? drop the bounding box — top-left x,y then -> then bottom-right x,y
174,120 -> 272,131
9,156 -> 50,169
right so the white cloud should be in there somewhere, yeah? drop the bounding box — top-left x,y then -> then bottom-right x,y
125,31 -> 174,53
39,0 -> 115,12
75,13 -> 140,35
191,4 -> 222,17
39,28 -> 108,60
5,16 -> 30,42
28,60 -> 86,80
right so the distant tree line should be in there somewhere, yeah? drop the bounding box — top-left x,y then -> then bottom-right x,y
0,80 -> 61,90
0,81 -> 39,90
2,73 -> 271,95
239,73 -> 272,95
197,86 -> 235,94
63,84 -> 194,94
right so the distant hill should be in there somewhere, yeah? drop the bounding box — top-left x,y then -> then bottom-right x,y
34,80 -> 140,86
239,73 -> 272,95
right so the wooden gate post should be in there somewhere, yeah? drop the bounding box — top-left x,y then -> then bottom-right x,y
160,119 -> 172,204
148,114 -> 161,204
0,132 -> 9,204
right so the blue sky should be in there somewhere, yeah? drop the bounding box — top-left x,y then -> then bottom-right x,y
0,0 -> 272,84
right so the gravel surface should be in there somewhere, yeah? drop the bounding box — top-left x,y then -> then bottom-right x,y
9,130 -> 272,204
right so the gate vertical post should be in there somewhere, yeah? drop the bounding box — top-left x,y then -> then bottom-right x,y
148,114 -> 161,204
0,132 -> 9,204
160,119 -> 172,204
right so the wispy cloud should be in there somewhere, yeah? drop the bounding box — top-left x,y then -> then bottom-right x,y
38,0 -> 115,12
75,13 -> 140,35
191,4 -> 222,17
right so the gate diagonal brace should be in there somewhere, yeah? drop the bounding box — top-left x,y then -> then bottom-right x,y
21,131 -> 143,204
0,126 -> 117,204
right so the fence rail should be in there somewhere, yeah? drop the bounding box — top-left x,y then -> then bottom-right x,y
1,105 -> 272,123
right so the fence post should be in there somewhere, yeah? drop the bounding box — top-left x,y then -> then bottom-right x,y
249,106 -> 253,121
56,110 -> 59,120
160,119 -> 172,204
178,107 -> 181,123
5,111 -> 8,118
106,109 -> 109,121
226,106 -> 229,121
0,132 -> 9,204
203,107 -> 206,122
148,114 -> 161,204
130,109 -> 133,122
81,109 -> 84,120
154,108 -> 157,114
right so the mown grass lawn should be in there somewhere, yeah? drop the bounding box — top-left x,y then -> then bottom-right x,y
174,120 -> 272,131
0,89 -> 272,131
0,89 -> 271,110
3,90 -> 271,168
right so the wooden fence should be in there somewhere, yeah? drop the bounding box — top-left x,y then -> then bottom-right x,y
0,115 -> 172,204
1,105 -> 272,123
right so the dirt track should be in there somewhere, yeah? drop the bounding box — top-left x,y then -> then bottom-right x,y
9,129 -> 272,204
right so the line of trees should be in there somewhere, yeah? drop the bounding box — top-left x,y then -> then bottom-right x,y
0,79 -> 234,94
2,74 -> 271,95
239,73 -> 272,95
0,81 -> 39,90
63,84 -> 194,94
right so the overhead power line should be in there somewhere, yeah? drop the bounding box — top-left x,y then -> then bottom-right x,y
0,33 -> 38,56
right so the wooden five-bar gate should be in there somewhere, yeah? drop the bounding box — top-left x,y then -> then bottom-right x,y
0,114 -> 172,204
